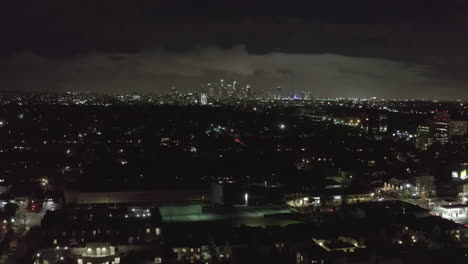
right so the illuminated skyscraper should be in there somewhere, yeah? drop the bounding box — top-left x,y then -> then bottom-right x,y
200,93 -> 208,105
299,91 -> 306,100
246,84 -> 252,98
218,79 -> 225,98
362,112 -> 388,135
226,83 -> 233,97
432,111 -> 450,144
415,125 -> 431,150
275,86 -> 282,100
417,112 -> 451,149
232,81 -> 237,97
205,83 -> 216,98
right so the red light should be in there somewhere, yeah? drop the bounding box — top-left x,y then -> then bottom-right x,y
234,139 -> 244,145
330,209 -> 334,212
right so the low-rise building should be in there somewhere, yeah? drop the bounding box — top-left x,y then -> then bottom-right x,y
34,243 -> 170,264
313,236 -> 365,253
296,244 -> 327,264
40,208 -> 162,247
415,176 -> 437,198
65,189 -> 208,207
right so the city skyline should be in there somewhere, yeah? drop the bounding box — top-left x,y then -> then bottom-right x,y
2,1 -> 468,99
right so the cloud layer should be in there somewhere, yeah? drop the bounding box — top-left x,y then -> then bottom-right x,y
1,1 -> 468,99
2,46 -> 462,99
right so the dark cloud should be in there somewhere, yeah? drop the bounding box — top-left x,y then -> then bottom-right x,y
0,46 -> 458,99
1,0 -> 468,99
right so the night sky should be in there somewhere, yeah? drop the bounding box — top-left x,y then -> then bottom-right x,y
1,0 -> 468,99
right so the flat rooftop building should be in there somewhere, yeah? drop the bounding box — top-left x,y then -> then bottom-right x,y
65,189 -> 208,206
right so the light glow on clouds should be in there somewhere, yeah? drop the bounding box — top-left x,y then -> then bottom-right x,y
0,46 -> 462,99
